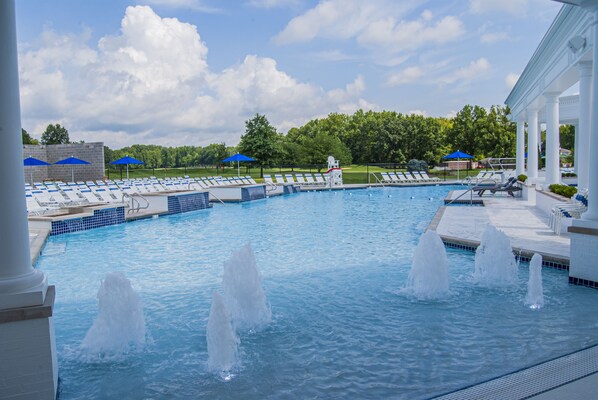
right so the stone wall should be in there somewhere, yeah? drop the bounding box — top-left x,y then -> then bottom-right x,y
23,143 -> 105,183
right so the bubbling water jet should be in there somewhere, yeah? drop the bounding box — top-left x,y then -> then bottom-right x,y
406,230 -> 449,299
223,243 -> 272,331
81,272 -> 146,354
474,225 -> 518,287
525,254 -> 544,309
207,291 -> 239,373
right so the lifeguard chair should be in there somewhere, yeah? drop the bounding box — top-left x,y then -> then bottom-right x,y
326,156 -> 343,187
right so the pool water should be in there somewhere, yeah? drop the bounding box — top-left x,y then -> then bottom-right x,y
37,186 -> 598,399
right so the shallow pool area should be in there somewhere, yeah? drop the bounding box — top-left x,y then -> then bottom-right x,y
36,186 -> 598,399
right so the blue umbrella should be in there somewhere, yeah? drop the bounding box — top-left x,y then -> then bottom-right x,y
443,150 -> 473,181
54,156 -> 91,182
24,156 -> 50,184
110,155 -> 144,179
222,153 -> 255,175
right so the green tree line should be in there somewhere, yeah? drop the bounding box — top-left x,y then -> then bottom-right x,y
23,104 -> 529,170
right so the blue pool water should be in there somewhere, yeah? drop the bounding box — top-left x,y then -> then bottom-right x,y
37,186 -> 598,399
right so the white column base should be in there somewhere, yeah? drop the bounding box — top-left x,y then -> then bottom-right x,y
0,285 -> 58,400
0,269 -> 47,310
569,220 -> 598,285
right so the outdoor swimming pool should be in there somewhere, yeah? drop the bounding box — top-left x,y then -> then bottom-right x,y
37,186 -> 598,399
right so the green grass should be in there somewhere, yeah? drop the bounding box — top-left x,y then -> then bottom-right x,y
105,165 -> 480,184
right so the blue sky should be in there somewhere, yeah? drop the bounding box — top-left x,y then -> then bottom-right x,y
15,0 -> 562,148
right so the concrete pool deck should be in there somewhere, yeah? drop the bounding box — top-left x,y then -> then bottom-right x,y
432,190 -> 570,265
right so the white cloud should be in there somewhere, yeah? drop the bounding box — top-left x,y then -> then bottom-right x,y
436,58 -> 491,86
140,0 -> 221,12
469,0 -> 527,16
273,0 -> 422,45
247,0 -> 300,8
18,6 -> 373,148
387,66 -> 424,86
480,31 -> 510,44
408,109 -> 426,116
505,72 -> 520,90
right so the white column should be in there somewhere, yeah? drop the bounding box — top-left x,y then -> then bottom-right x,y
578,61 -> 592,190
573,122 -> 579,175
583,8 -> 598,221
527,108 -> 539,180
0,0 -> 47,309
544,93 -> 561,186
516,117 -> 526,176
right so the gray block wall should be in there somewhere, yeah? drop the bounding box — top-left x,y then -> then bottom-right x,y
23,143 -> 105,183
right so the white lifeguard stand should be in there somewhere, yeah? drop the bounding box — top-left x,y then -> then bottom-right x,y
326,156 -> 343,188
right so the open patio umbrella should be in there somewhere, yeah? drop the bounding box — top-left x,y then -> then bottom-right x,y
110,155 -> 144,180
222,153 -> 255,176
444,150 -> 473,181
24,156 -> 50,185
54,156 -> 91,182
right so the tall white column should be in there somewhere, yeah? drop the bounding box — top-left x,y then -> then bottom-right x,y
527,108 -> 539,180
583,8 -> 598,221
516,117 -> 526,176
0,0 -> 47,308
578,61 -> 592,190
544,93 -> 561,186
573,122 -> 579,175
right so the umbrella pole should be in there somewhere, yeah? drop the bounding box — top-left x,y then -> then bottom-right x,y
127,164 -> 129,180
237,161 -> 240,176
457,158 -> 460,181
71,168 -> 74,183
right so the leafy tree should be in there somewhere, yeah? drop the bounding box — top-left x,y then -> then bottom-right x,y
239,114 -> 281,176
560,125 -> 575,152
22,128 -> 39,145
41,123 -> 70,145
297,131 -> 352,167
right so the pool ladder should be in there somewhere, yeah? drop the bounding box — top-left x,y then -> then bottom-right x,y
123,193 -> 150,213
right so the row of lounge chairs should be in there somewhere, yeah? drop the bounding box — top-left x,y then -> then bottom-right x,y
25,175 -> 259,215
548,190 -> 588,235
263,173 -> 328,186
379,171 -> 441,184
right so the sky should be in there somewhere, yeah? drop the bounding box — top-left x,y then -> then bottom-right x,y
15,0 -> 563,149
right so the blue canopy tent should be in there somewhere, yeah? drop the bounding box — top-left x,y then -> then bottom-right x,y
23,156 -> 50,185
110,155 -> 144,180
222,153 -> 255,176
443,150 -> 473,181
54,156 -> 90,182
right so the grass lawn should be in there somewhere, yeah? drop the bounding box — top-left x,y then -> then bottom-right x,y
105,165 -> 481,184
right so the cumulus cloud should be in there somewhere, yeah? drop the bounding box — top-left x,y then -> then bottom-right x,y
274,1 -> 464,67
387,66 -> 424,86
469,0 -> 527,16
247,0 -> 300,8
140,0 -> 221,12
505,72 -> 520,90
480,31 -> 510,44
436,58 -> 491,85
18,6 -> 373,148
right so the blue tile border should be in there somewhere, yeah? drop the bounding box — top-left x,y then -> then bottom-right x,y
241,186 -> 266,202
50,207 -> 125,236
568,277 -> 598,289
167,192 -> 212,214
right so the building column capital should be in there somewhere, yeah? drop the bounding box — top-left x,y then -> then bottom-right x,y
544,92 -> 560,102
578,60 -> 593,75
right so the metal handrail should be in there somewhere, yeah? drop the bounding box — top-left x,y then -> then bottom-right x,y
368,172 -> 384,187
208,191 -> 225,205
126,193 -> 150,213
446,178 -> 496,206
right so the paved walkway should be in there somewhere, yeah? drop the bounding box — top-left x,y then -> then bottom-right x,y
434,190 -> 570,264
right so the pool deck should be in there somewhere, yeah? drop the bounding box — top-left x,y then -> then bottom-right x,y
432,189 -> 570,265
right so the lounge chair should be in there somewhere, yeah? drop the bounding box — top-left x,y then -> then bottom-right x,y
274,174 -> 285,184
285,174 -> 296,184
245,176 -> 258,185
419,171 -> 440,182
263,174 -> 275,185
305,174 -> 317,185
314,173 -> 326,185
380,172 -> 394,184
295,174 -> 306,185
475,177 -> 520,197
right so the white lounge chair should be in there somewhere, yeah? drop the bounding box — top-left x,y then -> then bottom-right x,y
380,172 -> 395,184
264,174 -> 275,185
304,174 -> 317,186
285,174 -> 296,184
314,173 -> 326,185
274,174 -> 285,184
295,174 -> 306,185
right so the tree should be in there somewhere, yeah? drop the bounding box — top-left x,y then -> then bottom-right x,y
238,114 -> 281,176
22,129 -> 39,145
41,123 -> 70,145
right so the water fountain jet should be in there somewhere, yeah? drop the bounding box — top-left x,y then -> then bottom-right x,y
474,225 -> 518,287
81,272 -> 146,354
223,243 -> 271,331
406,230 -> 449,299
207,291 -> 239,373
525,254 -> 544,309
